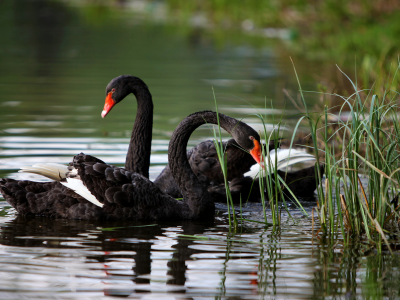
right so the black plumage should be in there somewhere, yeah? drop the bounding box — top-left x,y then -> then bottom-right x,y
103,75 -> 154,178
207,164 -> 325,203
0,111 -> 262,220
154,139 -> 275,198
155,138 -> 324,202
97,75 -> 323,202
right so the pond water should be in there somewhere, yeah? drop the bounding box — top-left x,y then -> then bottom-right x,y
0,1 -> 400,299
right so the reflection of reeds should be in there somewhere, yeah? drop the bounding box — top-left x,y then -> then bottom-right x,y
293,59 -> 400,252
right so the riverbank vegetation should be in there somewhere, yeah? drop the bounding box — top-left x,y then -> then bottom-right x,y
226,62 -> 400,252
298,61 -> 400,253
72,0 -> 400,95
165,0 -> 400,92
166,0 -> 400,58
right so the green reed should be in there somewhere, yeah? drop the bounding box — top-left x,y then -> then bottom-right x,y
212,91 -> 309,227
241,114 -> 306,226
252,111 -> 307,226
212,88 -> 238,228
292,59 -> 400,252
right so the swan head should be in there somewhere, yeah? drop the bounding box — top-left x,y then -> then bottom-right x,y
231,123 -> 262,164
102,75 -> 150,118
249,136 -> 262,164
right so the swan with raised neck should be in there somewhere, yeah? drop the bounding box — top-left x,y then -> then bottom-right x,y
102,75 -> 153,178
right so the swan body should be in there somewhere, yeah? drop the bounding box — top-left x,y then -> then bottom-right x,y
155,141 -> 321,202
154,139 -> 275,198
0,111 -> 262,220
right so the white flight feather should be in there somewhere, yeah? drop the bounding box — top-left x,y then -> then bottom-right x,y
19,163 -> 103,208
244,149 -> 317,179
61,178 -> 104,208
19,163 -> 70,181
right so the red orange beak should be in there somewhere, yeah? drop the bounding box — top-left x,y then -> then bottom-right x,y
101,92 -> 116,118
249,139 -> 262,164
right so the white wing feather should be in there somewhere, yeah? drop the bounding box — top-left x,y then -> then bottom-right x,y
19,163 -> 70,181
19,163 -> 103,208
244,149 -> 317,179
61,178 -> 104,208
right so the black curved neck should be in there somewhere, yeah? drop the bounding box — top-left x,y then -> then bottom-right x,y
125,78 -> 153,178
168,111 -> 241,217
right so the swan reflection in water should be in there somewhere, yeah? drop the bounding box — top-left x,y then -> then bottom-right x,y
0,216 -> 235,296
0,212 -> 381,298
0,215 -> 294,297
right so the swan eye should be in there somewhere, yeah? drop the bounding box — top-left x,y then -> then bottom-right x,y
111,88 -> 116,93
249,136 -> 255,141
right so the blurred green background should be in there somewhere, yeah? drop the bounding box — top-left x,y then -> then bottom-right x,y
0,0 -> 399,178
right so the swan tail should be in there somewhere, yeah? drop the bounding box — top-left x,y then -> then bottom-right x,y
19,163 -> 70,181
61,178 -> 104,208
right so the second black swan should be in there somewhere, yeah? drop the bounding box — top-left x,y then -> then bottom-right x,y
0,111 -> 262,220
155,142 -> 322,202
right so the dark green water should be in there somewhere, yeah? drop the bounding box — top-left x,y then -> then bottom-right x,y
0,1 -> 399,299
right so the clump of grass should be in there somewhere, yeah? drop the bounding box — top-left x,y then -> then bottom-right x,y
212,91 -> 310,227
293,59 -> 400,252
212,58 -> 400,251
251,109 -> 309,226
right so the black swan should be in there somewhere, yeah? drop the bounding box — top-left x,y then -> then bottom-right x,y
100,74 -> 266,184
153,139 -> 274,197
101,75 -> 153,178
0,111 -> 262,220
155,142 -> 322,202
95,74 -> 322,202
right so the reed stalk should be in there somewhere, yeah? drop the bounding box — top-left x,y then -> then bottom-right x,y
212,88 -> 238,228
